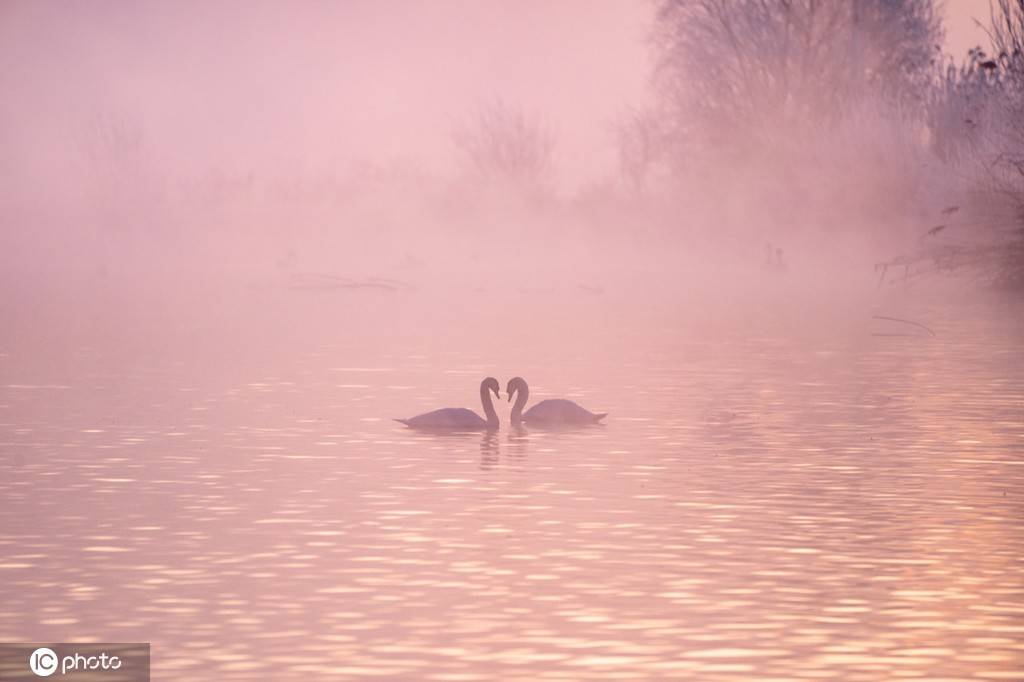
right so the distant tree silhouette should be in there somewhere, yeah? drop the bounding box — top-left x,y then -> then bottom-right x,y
614,109 -> 664,195
653,0 -> 942,152
452,100 -> 555,197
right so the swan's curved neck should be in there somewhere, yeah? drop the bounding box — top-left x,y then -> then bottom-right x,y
510,382 -> 529,425
480,383 -> 499,429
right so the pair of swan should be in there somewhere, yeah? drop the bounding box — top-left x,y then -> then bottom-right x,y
395,377 -> 607,430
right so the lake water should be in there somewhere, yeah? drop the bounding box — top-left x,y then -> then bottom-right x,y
1,279 -> 1022,680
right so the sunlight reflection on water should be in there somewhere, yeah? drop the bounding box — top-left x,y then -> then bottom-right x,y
1,292 -> 1022,680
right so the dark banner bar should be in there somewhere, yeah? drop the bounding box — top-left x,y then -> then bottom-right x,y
0,644 -> 149,681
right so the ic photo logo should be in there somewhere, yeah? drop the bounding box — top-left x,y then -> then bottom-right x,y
29,647 -> 58,677
28,647 -> 124,677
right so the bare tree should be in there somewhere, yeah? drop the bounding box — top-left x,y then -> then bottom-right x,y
614,108 -> 665,195
653,0 -> 942,150
75,113 -> 146,186
452,100 -> 555,194
71,112 -> 163,232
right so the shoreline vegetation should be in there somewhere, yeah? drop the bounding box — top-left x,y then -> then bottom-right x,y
4,1 -> 1022,295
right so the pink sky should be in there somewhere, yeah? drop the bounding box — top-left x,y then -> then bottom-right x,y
946,0 -> 993,55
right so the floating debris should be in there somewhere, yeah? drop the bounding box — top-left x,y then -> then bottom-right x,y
872,315 -> 936,337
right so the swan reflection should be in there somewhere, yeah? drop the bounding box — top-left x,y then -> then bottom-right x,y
479,431 -> 499,470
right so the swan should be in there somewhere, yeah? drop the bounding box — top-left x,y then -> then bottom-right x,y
395,377 -> 501,430
506,377 -> 606,427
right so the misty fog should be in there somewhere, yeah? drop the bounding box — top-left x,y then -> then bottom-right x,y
1,1 -> 1022,680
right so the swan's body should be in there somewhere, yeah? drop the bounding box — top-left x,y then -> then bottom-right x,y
395,378 -> 500,431
395,407 -> 489,429
507,377 -> 606,427
522,398 -> 604,424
